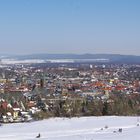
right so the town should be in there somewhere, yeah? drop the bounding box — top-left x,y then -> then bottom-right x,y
0,62 -> 140,123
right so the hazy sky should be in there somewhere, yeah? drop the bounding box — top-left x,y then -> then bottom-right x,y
0,0 -> 140,55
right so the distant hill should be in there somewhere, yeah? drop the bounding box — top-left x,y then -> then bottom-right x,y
2,54 -> 140,64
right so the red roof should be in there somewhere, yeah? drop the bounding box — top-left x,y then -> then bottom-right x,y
1,101 -> 8,109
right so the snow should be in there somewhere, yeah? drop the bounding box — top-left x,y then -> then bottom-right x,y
1,59 -> 109,64
0,116 -> 140,140
1,59 -> 45,64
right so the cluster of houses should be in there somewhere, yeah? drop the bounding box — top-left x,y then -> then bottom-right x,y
0,99 -> 31,123
0,63 -> 139,122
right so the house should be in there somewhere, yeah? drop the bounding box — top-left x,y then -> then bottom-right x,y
12,108 -> 21,119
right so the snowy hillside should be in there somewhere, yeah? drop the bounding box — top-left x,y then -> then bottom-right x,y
0,116 -> 140,140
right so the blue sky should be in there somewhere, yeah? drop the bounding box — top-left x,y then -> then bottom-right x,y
0,0 -> 140,55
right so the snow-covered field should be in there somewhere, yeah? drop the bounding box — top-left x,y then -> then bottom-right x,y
0,116 -> 140,140
1,58 -> 109,64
